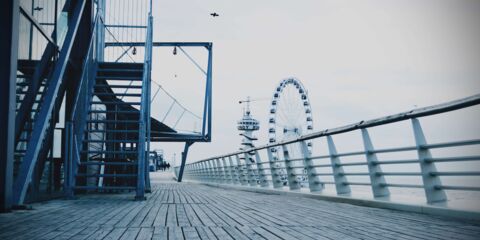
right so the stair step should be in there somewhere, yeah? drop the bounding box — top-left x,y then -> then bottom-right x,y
86,120 -> 139,124
81,150 -> 138,154
87,130 -> 139,133
76,174 -> 137,178
79,161 -> 137,166
94,93 -> 142,97
96,76 -> 142,81
98,68 -> 143,73
98,62 -> 144,69
90,101 -> 141,105
89,110 -> 139,114
84,139 -> 139,143
73,186 -> 136,190
95,84 -> 142,89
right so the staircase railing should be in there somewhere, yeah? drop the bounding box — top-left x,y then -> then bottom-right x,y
65,14 -> 101,197
135,2 -> 153,199
12,0 -> 87,205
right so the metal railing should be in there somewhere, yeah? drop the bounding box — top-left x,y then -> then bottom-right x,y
64,13 -> 101,197
178,94 -> 480,206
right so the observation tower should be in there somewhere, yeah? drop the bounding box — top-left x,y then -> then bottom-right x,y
238,97 -> 260,162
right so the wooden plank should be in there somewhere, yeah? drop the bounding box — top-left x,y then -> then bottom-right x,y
136,227 -> 154,240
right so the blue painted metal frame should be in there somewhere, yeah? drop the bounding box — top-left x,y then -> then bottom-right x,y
135,2 -> 154,200
13,0 -> 87,205
104,41 -> 213,143
64,12 -> 101,198
0,0 -> 19,211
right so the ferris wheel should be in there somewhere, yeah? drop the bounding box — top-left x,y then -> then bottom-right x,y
268,78 -> 313,185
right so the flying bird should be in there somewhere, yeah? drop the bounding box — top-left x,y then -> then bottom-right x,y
34,6 -> 44,11
210,12 -> 219,17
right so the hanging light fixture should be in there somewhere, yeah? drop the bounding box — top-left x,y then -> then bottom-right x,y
132,47 -> 137,55
173,46 -> 177,55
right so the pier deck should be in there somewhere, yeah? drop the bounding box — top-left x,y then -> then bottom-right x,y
0,172 -> 479,240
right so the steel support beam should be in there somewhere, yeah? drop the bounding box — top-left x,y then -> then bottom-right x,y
177,141 -> 194,182
0,0 -> 19,212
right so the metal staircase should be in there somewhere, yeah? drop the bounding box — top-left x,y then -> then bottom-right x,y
73,62 -> 146,193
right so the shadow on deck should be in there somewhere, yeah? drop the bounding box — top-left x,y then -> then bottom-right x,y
0,172 -> 479,240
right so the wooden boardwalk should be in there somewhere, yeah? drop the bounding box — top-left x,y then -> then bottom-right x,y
0,172 -> 479,240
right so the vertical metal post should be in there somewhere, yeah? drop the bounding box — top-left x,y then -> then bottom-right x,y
207,160 -> 216,183
136,122 -> 146,200
96,0 -> 105,61
215,158 -> 225,184
210,159 -> 218,183
361,129 -> 390,198
236,155 -> 248,185
327,136 -> 351,195
255,151 -> 269,187
412,119 -> 447,203
0,0 -> 18,211
221,157 -> 231,184
64,122 -> 74,198
282,145 -> 301,190
228,156 -> 240,184
244,153 -> 257,187
299,141 -> 323,192
267,148 -> 283,189
204,161 -> 211,182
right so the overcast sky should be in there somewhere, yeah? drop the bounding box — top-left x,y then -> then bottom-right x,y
147,0 -> 480,164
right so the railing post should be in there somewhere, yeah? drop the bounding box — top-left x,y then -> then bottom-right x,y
299,141 -> 324,192
412,118 -> 447,203
326,136 -> 351,195
215,158 -> 225,184
361,129 -> 390,198
221,157 -> 231,184
229,156 -> 239,184
255,151 -> 269,187
236,155 -> 248,185
207,160 -> 217,183
282,145 -> 301,190
201,161 -> 210,182
268,148 -> 283,189
244,152 -> 257,187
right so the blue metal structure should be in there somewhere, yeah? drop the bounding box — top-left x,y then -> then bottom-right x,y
0,0 -> 213,210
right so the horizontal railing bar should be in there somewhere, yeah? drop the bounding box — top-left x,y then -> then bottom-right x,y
422,139 -> 480,149
380,172 -> 422,176
426,156 -> 480,163
370,146 -> 417,154
310,164 -> 333,168
334,151 -> 366,157
341,173 -> 370,176
436,185 -> 480,191
320,181 -> 336,185
380,183 -> 424,188
376,159 -> 419,165
430,171 -> 480,176
338,161 -> 368,166
343,182 -> 371,186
